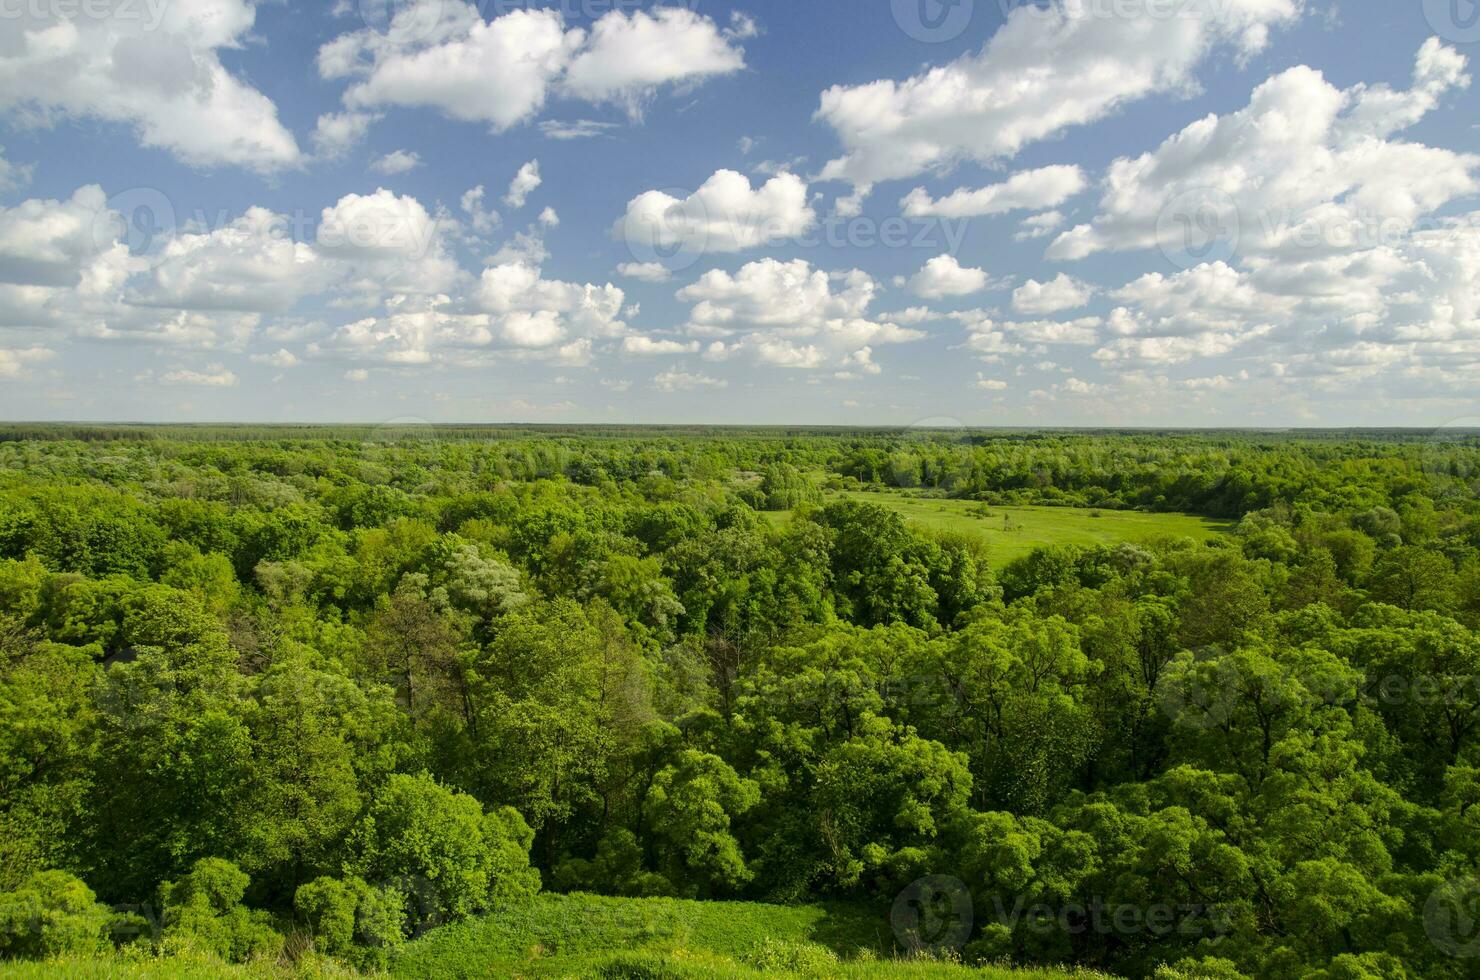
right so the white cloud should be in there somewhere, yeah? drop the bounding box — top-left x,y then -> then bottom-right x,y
617,262 -> 673,283
1003,316 -> 1103,345
131,208 -> 328,314
320,3 -> 744,134
1093,333 -> 1251,365
560,7 -> 746,115
908,255 -> 989,299
975,373 -> 1008,390
250,348 -> 300,368
0,184 -> 123,289
679,258 -> 875,333
901,166 -> 1086,218
653,367 -> 726,391
460,186 -> 500,235
1049,40 -> 1476,261
0,0 -> 300,170
539,119 -> 619,140
1012,274 -> 1095,315
1016,212 -> 1065,241
506,160 -> 542,208
621,334 -> 699,356
815,0 -> 1298,194
473,261 -> 626,348
0,346 -> 53,379
160,363 -> 239,387
538,207 -> 560,228
316,188 -> 460,295
839,346 -> 882,376
675,258 -> 924,372
321,5 -> 578,131
370,149 -> 422,175
616,170 -> 814,255
312,111 -> 378,160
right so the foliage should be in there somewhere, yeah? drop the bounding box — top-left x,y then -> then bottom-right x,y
3,426 -> 1480,977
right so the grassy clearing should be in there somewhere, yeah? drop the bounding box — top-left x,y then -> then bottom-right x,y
386,892 -> 1104,978
764,491 -> 1232,568
0,953 -> 352,979
0,897 -> 1108,979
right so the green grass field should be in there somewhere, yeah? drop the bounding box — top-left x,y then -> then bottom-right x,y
766,491 -> 1232,568
0,894 -> 1110,979
387,892 -> 1107,979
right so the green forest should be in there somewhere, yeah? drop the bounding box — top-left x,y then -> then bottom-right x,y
3,425 -> 1480,978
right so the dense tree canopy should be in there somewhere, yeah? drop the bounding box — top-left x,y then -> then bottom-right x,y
2,426 -> 1480,977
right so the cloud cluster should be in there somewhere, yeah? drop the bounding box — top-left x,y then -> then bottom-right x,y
319,3 -> 747,136
815,0 -> 1300,200
0,0 -> 300,170
615,170 -> 814,255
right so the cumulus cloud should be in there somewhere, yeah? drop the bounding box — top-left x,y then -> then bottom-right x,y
129,208 -> 328,314
908,255 -> 990,299
615,170 -> 814,255
675,257 -> 923,373
901,166 -> 1086,219
653,367 -> 726,391
1016,212 -> 1066,241
622,335 -> 699,356
250,348 -> 299,368
312,111 -> 378,160
319,3 -> 745,134
160,363 -> 239,387
1012,274 -> 1095,315
0,0 -> 300,170
815,0 -> 1299,197
370,149 -> 422,175
316,188 -> 461,295
560,7 -> 747,115
617,262 -> 673,283
1049,40 -> 1476,261
505,160 -> 542,208
0,346 -> 53,379
460,186 -> 499,235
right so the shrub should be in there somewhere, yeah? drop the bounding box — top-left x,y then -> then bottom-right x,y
0,870 -> 110,959
158,858 -> 283,963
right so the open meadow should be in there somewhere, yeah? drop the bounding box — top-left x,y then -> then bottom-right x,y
764,490 -> 1232,568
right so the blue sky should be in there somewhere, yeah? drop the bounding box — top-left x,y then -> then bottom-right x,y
1,0 -> 1478,425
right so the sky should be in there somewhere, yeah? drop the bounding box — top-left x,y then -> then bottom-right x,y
0,0 -> 1478,426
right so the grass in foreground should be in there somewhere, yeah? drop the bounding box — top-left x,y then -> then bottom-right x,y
387,892 -> 1108,978
765,491 -> 1231,568
0,894 -> 1110,979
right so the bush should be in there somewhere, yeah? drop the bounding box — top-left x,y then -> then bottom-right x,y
158,858 -> 283,963
295,875 -> 404,969
742,937 -> 839,972
349,773 -> 539,931
0,870 -> 110,959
